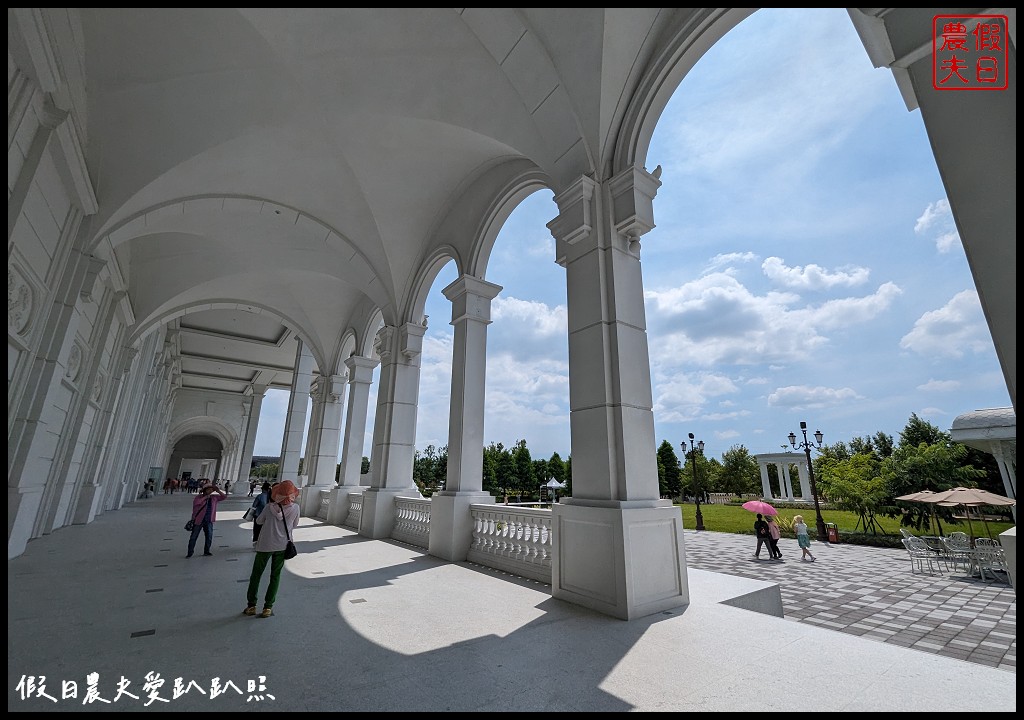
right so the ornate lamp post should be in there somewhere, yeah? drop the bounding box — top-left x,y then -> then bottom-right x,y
788,421 -> 827,542
682,433 -> 705,531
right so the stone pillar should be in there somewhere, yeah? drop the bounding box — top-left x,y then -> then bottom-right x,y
236,385 -> 267,488
279,340 -> 315,481
328,356 -> 378,526
301,374 -> 347,516
299,382 -> 326,487
545,166 -> 688,619
781,462 -> 795,500
359,322 -> 426,539
758,462 -> 771,499
429,275 -> 501,561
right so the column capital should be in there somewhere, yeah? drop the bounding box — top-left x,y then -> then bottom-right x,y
546,175 -> 597,259
607,164 -> 662,247
344,355 -> 379,383
442,275 -> 503,325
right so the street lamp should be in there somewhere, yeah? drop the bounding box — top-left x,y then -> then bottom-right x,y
788,421 -> 827,543
682,433 -> 705,532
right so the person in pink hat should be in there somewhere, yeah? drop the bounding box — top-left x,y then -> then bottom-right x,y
244,480 -> 300,618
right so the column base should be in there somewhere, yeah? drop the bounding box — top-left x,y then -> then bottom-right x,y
71,484 -> 103,525
359,487 -> 421,539
298,484 -> 335,516
552,501 -> 689,620
8,485 -> 45,559
428,491 -> 495,561
326,486 -> 364,526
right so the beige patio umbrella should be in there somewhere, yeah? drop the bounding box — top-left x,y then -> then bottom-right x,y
895,490 -> 944,535
931,486 -> 1016,541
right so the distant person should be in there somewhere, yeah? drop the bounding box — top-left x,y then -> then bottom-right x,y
794,514 -> 816,562
753,513 -> 770,559
250,482 -> 272,547
186,483 -> 228,558
244,480 -> 301,618
766,515 -> 782,560
248,479 -> 258,497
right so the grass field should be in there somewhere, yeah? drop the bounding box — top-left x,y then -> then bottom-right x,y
675,502 -> 1015,540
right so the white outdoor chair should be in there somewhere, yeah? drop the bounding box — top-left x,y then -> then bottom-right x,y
902,537 -> 946,575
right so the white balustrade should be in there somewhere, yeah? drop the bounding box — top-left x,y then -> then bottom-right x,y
317,490 -> 331,521
345,493 -> 363,530
391,496 -> 431,549
467,505 -> 553,583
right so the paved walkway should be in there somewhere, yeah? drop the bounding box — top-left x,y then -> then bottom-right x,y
7,493 -> 1016,712
682,529 -> 1016,672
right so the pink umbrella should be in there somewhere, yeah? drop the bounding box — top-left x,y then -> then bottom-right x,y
741,500 -> 778,516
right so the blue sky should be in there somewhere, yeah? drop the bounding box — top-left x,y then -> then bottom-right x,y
254,8 -> 1011,465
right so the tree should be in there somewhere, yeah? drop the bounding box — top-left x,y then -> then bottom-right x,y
361,456 -> 370,474
899,413 -> 948,448
482,450 -> 498,496
413,444 -> 447,497
512,439 -> 532,501
816,453 -> 887,534
881,440 -> 986,531
547,452 -> 566,486
656,441 -> 683,499
717,445 -> 759,496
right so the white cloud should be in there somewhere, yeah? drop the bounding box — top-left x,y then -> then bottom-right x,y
914,199 -> 961,254
761,256 -> 870,290
767,385 -> 862,409
652,372 -> 741,423
899,290 -> 991,358
917,379 -> 960,392
715,429 -> 741,440
705,252 -> 759,274
645,273 -> 901,367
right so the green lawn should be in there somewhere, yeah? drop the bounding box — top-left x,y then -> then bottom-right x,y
675,502 -> 1015,540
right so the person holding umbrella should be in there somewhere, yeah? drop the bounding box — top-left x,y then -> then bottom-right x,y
752,513 -> 771,559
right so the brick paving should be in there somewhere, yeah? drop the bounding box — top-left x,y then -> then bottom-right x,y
681,529 -> 1016,672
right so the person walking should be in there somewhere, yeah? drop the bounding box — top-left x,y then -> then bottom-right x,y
766,515 -> 782,560
186,483 -> 228,558
753,513 -> 771,559
250,482 -> 272,547
794,514 -> 816,562
244,480 -> 301,618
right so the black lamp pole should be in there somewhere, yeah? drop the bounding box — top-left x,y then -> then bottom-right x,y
682,433 -> 705,531
788,421 -> 827,542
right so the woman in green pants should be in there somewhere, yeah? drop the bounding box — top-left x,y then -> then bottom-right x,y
244,480 -> 300,618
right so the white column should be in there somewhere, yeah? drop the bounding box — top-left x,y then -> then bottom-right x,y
278,340 -> 315,481
300,382 -> 326,487
758,462 -> 771,499
235,385 -> 267,488
328,356 -> 378,526
300,374 -> 347,516
546,167 -> 688,620
781,462 -> 795,500
429,275 -> 501,561
338,357 -> 377,487
359,322 -> 426,539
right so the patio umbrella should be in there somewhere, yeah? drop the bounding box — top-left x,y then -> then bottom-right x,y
932,487 -> 1016,541
894,490 -> 944,535
741,500 -> 777,516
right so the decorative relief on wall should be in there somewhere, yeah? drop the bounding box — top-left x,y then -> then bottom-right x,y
8,266 -> 35,335
66,342 -> 84,382
92,372 -> 105,403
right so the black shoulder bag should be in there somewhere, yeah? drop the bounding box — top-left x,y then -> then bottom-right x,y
278,503 -> 298,559
184,500 -> 206,531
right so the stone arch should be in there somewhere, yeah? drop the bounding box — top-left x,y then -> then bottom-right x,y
403,246 -> 463,330
467,167 -> 552,279
611,8 -> 755,176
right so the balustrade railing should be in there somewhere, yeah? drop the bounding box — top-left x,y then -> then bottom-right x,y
344,493 -> 363,530
391,496 -> 431,549
467,505 -> 552,583
317,490 -> 331,521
